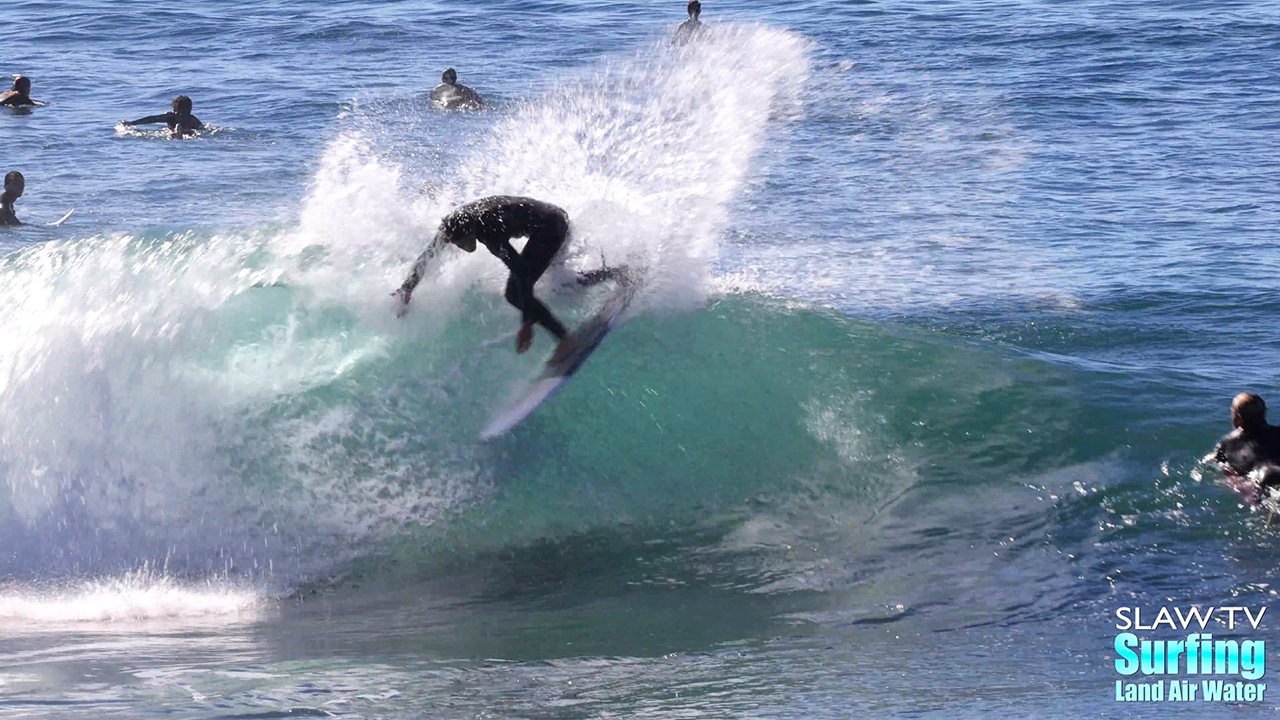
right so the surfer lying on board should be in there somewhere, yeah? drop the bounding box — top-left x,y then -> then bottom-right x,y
430,69 -> 484,111
121,95 -> 205,138
1208,392 -> 1280,492
0,171 -> 23,226
394,196 -> 623,353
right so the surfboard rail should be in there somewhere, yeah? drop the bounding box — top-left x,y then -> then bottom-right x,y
480,279 -> 638,440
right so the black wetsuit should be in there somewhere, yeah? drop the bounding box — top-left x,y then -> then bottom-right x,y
0,91 -> 36,108
1212,423 -> 1280,485
440,196 -> 573,339
429,82 -> 483,110
0,193 -> 19,226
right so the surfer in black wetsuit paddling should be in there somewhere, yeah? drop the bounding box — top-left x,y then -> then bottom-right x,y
1209,392 -> 1280,490
395,196 -> 621,354
0,76 -> 42,108
673,1 -> 707,44
0,171 -> 24,226
430,69 -> 484,111
122,95 -> 205,137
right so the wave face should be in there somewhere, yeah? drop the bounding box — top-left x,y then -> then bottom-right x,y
0,26 -> 815,596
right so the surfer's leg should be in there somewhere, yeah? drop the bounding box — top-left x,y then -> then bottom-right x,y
504,275 -> 567,340
503,218 -> 571,347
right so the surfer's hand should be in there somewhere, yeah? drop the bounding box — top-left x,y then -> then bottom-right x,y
392,287 -> 411,317
516,323 -> 534,354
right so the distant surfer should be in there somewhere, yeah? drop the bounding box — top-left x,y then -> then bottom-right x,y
673,1 -> 707,44
0,76 -> 42,108
121,95 -> 205,137
395,196 -> 622,354
0,171 -> 24,226
1208,392 -> 1280,493
430,69 -> 484,111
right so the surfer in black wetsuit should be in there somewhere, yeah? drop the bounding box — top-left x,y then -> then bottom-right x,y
0,76 -> 42,108
1209,392 -> 1280,490
395,196 -> 620,353
122,95 -> 205,137
0,171 -> 23,226
429,69 -> 484,111
673,1 -> 706,44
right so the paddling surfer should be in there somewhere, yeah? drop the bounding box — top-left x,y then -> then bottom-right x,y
1209,392 -> 1280,491
673,1 -> 707,44
122,95 -> 205,137
0,76 -> 42,108
429,69 -> 484,111
0,171 -> 24,226
394,196 -> 621,354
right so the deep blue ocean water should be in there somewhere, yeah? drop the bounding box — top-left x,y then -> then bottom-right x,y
3,1 -> 1280,717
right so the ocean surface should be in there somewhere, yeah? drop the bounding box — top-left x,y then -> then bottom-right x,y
3,0 -> 1280,717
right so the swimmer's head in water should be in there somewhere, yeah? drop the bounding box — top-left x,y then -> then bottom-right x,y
442,68 -> 458,86
12,75 -> 30,94
172,95 -> 193,114
688,0 -> 701,18
1233,392 -> 1267,430
3,171 -> 24,198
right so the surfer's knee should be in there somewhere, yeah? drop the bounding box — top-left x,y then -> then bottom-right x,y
504,276 -> 524,307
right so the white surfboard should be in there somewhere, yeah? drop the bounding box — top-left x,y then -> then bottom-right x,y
47,209 -> 75,227
480,280 -> 638,440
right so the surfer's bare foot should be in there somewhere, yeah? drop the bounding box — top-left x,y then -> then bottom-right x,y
516,323 -> 535,353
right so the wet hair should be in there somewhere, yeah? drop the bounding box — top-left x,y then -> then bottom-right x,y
12,75 -> 30,93
1233,392 -> 1267,429
172,95 -> 193,114
442,68 -> 458,85
688,1 -> 701,18
3,171 -> 23,194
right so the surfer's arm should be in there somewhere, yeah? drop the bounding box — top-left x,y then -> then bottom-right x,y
392,237 -> 448,314
122,113 -> 172,126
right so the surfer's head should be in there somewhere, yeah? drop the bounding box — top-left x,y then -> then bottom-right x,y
172,95 -> 193,115
3,171 -> 24,199
687,1 -> 701,18
1232,392 -> 1267,430
12,76 -> 30,94
437,216 -> 477,252
442,68 -> 458,86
